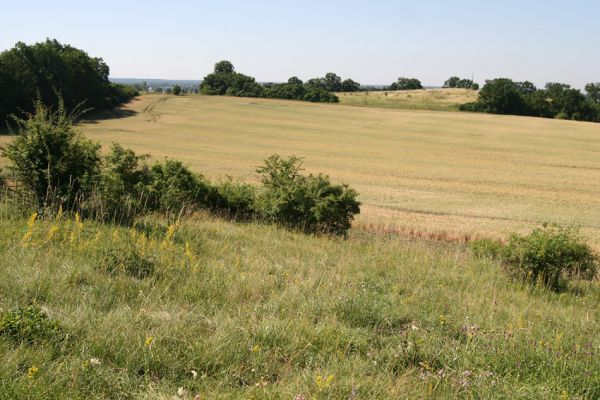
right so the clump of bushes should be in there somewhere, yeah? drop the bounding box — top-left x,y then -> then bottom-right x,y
255,155 -> 360,235
2,98 -> 101,208
0,304 -> 62,344
211,178 -> 256,219
471,225 -> 598,291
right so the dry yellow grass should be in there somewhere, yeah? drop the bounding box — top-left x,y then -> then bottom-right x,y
2,93 -> 600,248
337,88 -> 479,111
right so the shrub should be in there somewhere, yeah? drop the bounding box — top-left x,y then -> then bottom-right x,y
504,226 -> 598,290
100,244 -> 156,279
0,304 -> 62,344
469,238 -> 505,259
211,178 -> 256,219
144,160 -> 212,215
1,98 -> 101,208
90,143 -> 152,222
255,155 -> 360,235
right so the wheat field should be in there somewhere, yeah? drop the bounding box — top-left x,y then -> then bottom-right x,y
2,93 -> 599,246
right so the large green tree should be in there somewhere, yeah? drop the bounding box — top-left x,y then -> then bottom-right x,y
0,39 -> 137,125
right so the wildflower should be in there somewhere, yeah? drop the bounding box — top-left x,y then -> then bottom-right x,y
191,370 -> 198,379
185,241 -> 195,262
47,224 -> 59,240
177,387 -> 186,397
22,212 -> 38,246
315,374 -> 334,389
144,336 -> 155,348
438,314 -> 446,326
251,344 -> 260,353
27,365 -> 39,379
90,358 -> 101,366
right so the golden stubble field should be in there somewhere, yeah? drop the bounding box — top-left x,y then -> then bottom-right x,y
3,93 -> 600,247
336,88 -> 479,111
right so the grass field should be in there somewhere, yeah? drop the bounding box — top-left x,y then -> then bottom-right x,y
20,93 -> 597,249
0,208 -> 598,398
336,88 -> 478,111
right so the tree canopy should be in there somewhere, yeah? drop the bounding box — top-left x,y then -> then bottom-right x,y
389,77 -> 422,91
443,76 -> 478,89
200,62 -> 339,103
0,39 -> 138,126
460,78 -> 600,122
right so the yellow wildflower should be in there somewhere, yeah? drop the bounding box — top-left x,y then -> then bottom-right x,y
27,365 -> 39,379
144,336 -> 155,348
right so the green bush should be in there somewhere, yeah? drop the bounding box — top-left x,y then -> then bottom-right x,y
504,226 -> 598,290
255,155 -> 360,235
0,304 -> 62,344
144,160 -> 212,215
100,244 -> 156,279
2,98 -> 101,208
469,238 -> 505,259
89,143 -> 152,222
211,178 -> 256,219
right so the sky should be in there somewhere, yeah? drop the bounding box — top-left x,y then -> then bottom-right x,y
1,0 -> 599,88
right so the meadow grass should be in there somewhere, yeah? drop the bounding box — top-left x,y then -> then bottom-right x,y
0,206 -> 598,399
336,89 -> 478,112
3,94 -> 594,248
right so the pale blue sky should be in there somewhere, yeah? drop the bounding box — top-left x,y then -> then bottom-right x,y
1,0 -> 599,88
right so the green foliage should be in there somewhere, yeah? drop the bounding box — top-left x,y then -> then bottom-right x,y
100,243 -> 156,279
443,76 -> 460,88
0,39 -> 136,124
473,227 -> 599,291
255,155 -> 360,235
1,98 -> 101,208
341,78 -> 360,92
303,87 -> 339,103
444,76 -> 476,89
200,60 -> 263,97
144,160 -> 212,215
91,143 -> 151,222
211,178 -> 256,219
504,226 -> 598,290
390,77 -> 422,91
466,78 -> 600,122
585,82 -> 600,103
172,85 -> 182,96
0,304 -> 62,344
476,78 -> 529,115
469,238 -> 505,259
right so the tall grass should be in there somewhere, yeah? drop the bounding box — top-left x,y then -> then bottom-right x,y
0,207 -> 598,398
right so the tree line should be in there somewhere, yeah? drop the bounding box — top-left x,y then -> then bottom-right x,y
460,79 -> 600,122
199,61 -> 364,103
0,39 -> 138,127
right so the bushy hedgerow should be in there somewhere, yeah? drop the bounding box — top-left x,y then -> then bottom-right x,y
471,226 -> 598,291
210,178 -> 257,220
255,155 -> 360,235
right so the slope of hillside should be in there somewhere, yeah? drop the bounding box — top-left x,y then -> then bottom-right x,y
0,209 -> 598,398
51,94 -> 600,249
